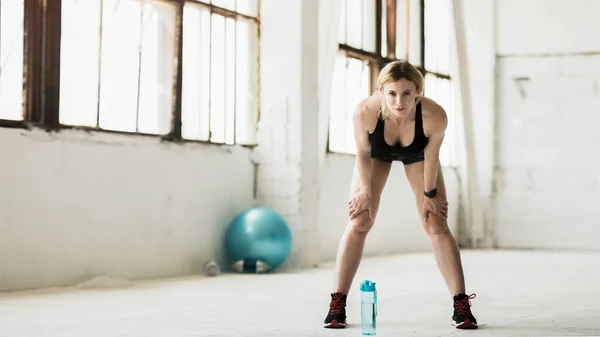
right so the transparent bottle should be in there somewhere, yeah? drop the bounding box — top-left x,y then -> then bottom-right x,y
360,280 -> 377,335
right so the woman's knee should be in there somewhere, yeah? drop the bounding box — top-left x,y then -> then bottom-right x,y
421,214 -> 450,236
347,211 -> 375,234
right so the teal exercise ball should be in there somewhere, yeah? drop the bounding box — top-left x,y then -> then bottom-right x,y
225,207 -> 292,273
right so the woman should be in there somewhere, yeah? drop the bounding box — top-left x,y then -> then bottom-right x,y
323,61 -> 478,330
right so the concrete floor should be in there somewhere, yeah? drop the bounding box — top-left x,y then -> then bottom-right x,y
1,250 -> 600,336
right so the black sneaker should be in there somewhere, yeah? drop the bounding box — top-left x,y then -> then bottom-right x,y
324,292 -> 347,328
452,293 -> 478,329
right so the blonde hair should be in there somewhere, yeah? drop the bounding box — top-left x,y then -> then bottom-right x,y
377,61 -> 424,119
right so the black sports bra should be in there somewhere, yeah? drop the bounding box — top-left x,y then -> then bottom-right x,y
368,102 -> 429,163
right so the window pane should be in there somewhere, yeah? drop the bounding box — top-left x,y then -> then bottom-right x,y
424,0 -> 452,74
224,17 -> 235,145
408,0 -> 422,66
98,0 -> 142,132
60,0 -> 101,127
361,0 -> 376,52
182,3 -> 211,141
425,74 -> 454,166
137,0 -> 176,135
346,0 -> 362,49
328,55 -> 348,153
344,58 -> 370,155
211,0 -> 235,11
338,0 -> 346,44
328,56 -> 370,155
236,0 -> 258,17
235,19 -> 259,145
62,0 -> 174,134
209,14 -> 226,143
380,0 -> 387,57
396,0 -> 408,60
0,0 -> 24,120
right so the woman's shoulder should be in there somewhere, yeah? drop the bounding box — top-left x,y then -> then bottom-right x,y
419,96 -> 448,133
353,94 -> 382,131
356,93 -> 382,116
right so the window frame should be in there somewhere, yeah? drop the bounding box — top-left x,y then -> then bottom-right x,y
329,0 -> 452,155
0,0 -> 261,147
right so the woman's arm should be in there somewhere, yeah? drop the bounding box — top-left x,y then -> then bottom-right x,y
348,95 -> 380,220
423,104 -> 448,194
353,102 -> 375,196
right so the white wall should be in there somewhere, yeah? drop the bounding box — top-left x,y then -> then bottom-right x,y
452,0 -> 496,247
0,128 -> 254,292
253,0 -> 321,270
496,0 -> 600,56
494,0 -> 600,250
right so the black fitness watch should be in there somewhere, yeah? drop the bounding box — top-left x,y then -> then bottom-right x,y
424,188 -> 437,198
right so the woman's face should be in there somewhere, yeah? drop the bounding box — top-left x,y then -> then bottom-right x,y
380,78 -> 418,117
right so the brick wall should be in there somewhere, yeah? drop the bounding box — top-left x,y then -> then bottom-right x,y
495,55 -> 600,249
494,0 -> 600,250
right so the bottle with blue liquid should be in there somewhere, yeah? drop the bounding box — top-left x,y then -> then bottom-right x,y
360,280 -> 378,335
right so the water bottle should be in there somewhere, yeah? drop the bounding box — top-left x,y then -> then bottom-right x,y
360,280 -> 377,335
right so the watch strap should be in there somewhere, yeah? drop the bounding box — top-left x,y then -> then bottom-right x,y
424,188 -> 438,198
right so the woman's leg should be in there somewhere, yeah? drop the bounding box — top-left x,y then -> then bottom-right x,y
333,158 -> 392,294
324,158 -> 391,329
403,160 -> 477,329
403,160 -> 465,295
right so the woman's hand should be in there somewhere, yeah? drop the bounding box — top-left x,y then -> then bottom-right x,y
349,190 -> 373,220
423,195 -> 449,223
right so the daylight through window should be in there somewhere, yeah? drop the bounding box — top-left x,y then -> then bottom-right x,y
0,0 -> 25,121
1,0 -> 260,145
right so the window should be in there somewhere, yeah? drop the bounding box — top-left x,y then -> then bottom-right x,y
60,0 -> 177,134
2,0 -> 260,145
328,0 -> 457,166
423,0 -> 455,166
181,1 -> 259,144
0,0 -> 25,121
329,55 -> 371,155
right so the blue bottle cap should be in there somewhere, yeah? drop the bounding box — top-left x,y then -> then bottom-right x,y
360,280 -> 376,292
